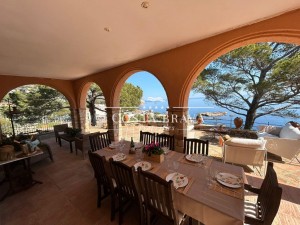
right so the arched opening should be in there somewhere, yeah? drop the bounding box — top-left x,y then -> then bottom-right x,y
187,41 -> 300,158
118,71 -> 169,141
84,83 -> 108,133
0,84 -> 71,137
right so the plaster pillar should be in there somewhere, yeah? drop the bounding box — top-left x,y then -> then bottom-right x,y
70,108 -> 80,129
106,107 -> 121,142
78,108 -> 87,131
167,107 -> 188,153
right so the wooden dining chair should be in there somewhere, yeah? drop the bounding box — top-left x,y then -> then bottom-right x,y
88,151 -> 111,208
156,133 -> 175,150
137,167 -> 187,225
244,162 -> 282,225
183,137 -> 209,156
140,131 -> 155,145
89,131 -> 111,152
110,159 -> 143,225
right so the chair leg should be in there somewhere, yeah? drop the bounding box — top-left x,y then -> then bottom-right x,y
119,196 -> 123,225
110,192 -> 116,221
97,181 -> 102,208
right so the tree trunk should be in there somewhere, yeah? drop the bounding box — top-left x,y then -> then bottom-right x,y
244,109 -> 256,130
89,105 -> 97,126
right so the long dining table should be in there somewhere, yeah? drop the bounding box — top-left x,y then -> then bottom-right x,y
95,142 -> 246,225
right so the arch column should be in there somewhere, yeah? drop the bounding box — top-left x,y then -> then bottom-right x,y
70,108 -> 80,129
167,107 -> 188,153
106,107 -> 121,142
78,108 -> 87,131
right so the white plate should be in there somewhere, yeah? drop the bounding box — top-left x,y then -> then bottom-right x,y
112,153 -> 126,161
109,143 -> 119,149
185,154 -> 203,163
216,172 -> 242,188
134,161 -> 152,171
166,172 -> 188,189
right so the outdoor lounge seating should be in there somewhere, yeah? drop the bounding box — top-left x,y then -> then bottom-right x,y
257,124 -> 300,162
53,124 -> 68,143
13,134 -> 54,164
223,137 -> 267,168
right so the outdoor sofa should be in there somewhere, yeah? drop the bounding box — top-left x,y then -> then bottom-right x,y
257,123 -> 300,162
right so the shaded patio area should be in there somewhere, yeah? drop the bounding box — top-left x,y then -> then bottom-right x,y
0,135 -> 299,224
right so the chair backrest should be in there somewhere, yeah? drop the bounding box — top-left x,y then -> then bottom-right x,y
258,162 -> 282,225
110,159 -> 138,200
156,133 -> 175,150
140,131 -> 155,145
89,131 -> 111,152
53,124 -> 68,137
183,137 -> 209,155
88,151 -> 110,188
137,168 -> 179,225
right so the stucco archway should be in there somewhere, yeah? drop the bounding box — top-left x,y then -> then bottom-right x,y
0,84 -> 73,135
77,81 -> 109,132
181,31 -> 300,107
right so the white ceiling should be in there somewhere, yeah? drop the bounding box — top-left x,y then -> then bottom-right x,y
0,0 -> 300,80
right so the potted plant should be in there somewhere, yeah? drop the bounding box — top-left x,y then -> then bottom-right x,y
142,142 -> 164,163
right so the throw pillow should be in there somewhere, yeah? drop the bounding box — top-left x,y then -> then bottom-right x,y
25,139 -> 41,152
279,123 -> 300,139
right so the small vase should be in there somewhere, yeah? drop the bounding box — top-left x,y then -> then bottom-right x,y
123,114 -> 129,122
144,153 -> 164,163
234,117 -> 243,129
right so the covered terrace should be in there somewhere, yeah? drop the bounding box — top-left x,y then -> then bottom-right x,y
0,1 -> 300,225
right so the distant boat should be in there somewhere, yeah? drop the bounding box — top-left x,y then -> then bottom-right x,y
201,112 -> 227,117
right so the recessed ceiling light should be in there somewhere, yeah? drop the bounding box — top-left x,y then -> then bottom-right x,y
141,1 -> 150,9
104,27 -> 111,32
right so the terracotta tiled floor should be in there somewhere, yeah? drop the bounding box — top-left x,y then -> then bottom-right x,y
0,132 -> 299,225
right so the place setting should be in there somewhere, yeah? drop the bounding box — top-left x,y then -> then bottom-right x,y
207,168 -> 244,199
111,152 -> 127,162
133,161 -> 152,171
163,161 -> 194,194
178,153 -> 212,168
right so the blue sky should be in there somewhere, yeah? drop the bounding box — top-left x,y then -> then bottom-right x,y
126,71 -> 201,102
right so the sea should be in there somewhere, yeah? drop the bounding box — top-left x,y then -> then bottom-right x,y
140,97 -> 300,130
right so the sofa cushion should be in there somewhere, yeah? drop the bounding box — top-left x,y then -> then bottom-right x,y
257,132 -> 278,139
279,123 -> 300,139
225,137 -> 266,149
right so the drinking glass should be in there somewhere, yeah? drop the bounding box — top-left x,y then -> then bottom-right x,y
162,146 -> 169,155
173,161 -> 179,172
135,149 -> 144,162
205,166 -> 212,187
119,138 -> 125,153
